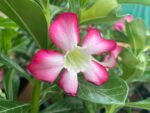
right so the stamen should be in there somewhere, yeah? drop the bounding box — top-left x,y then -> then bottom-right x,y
64,47 -> 91,72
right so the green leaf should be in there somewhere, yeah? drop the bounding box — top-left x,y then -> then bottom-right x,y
125,98 -> 150,110
0,16 -> 17,28
80,15 -> 122,25
78,76 -> 129,104
3,69 -> 20,100
41,97 -> 83,113
125,19 -> 146,54
0,52 -> 31,81
0,99 -> 30,113
121,48 -> 140,68
121,48 -> 147,83
118,0 -> 150,6
133,58 -> 150,82
111,30 -> 128,43
0,0 -> 48,49
35,0 -> 50,24
80,0 -> 119,24
0,28 -> 16,53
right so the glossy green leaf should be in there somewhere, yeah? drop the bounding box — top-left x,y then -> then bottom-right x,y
125,98 -> 150,110
0,52 -> 31,81
79,0 -> 96,9
121,48 -> 140,68
118,0 -> 150,6
121,52 -> 147,83
0,16 -> 17,28
35,0 -> 50,24
133,58 -> 150,82
78,76 -> 129,104
80,0 -> 119,24
0,99 -> 30,113
111,30 -> 128,43
125,19 -> 146,54
3,69 -> 20,100
0,0 -> 48,49
41,97 -> 83,113
80,16 -> 122,25
0,29 -> 17,53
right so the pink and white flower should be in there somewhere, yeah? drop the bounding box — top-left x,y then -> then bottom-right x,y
113,15 -> 133,31
28,12 -> 120,96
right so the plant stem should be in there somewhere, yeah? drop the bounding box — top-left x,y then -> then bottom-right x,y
106,105 -> 119,113
31,80 -> 41,113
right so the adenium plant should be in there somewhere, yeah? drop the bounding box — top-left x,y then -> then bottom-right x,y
28,12 -> 121,96
0,0 -> 149,113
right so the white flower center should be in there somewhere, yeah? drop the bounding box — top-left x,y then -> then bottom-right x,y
64,47 -> 91,73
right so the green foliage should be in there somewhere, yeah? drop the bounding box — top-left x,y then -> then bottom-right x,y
125,19 -> 146,54
0,0 -> 150,113
78,76 -> 129,104
0,0 -> 48,49
41,97 -> 83,113
0,52 -> 31,81
80,0 -> 119,24
125,98 -> 150,110
0,99 -> 30,113
3,69 -> 20,100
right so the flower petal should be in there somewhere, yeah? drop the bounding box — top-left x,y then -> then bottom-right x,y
49,12 -> 80,51
28,50 -> 64,83
100,54 -> 116,68
101,45 -> 122,68
58,69 -> 78,96
113,20 -> 125,31
111,45 -> 122,58
83,61 -> 109,85
82,29 -> 116,55
124,15 -> 133,22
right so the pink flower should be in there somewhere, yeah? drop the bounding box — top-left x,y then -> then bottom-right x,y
113,15 -> 133,31
101,45 -> 122,68
28,12 -> 119,96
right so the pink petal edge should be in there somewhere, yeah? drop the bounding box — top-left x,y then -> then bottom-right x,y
83,61 -> 109,85
101,45 -> 122,68
58,69 -> 78,96
82,28 -> 116,55
49,12 -> 80,51
28,50 -> 64,83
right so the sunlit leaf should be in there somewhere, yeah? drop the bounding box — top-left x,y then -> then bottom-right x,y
0,0 -> 48,49
125,98 -> 150,110
0,99 -> 30,113
78,76 -> 129,104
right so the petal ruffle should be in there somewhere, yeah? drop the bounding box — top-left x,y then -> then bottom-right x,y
49,12 -> 80,51
28,50 -> 64,83
83,61 -> 109,85
58,69 -> 78,96
82,29 -> 116,55
101,45 -> 122,68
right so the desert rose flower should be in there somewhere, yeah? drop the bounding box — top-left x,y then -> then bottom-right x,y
113,15 -> 133,31
28,12 -> 118,96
